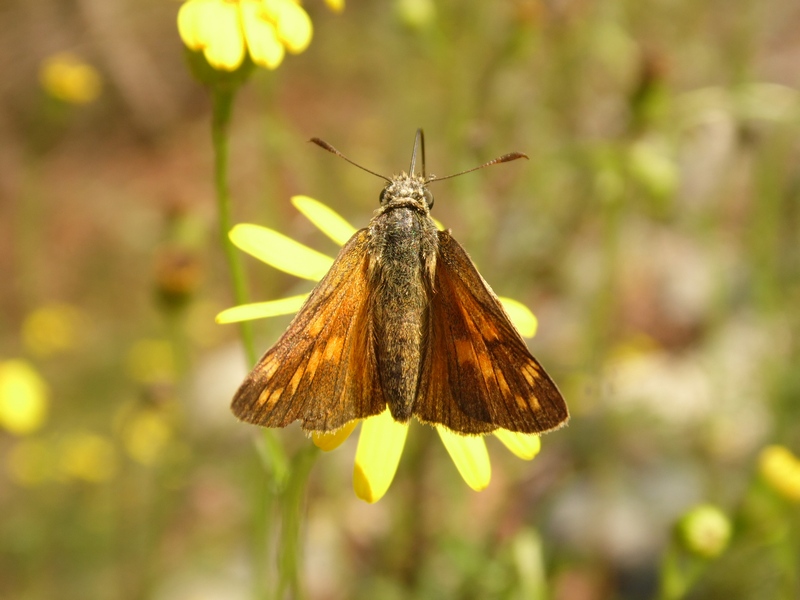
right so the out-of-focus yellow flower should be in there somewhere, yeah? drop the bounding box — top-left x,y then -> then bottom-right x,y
219,195 -> 543,502
396,0 -> 436,29
22,304 -> 85,357
120,409 -> 173,466
0,360 -> 49,435
59,433 -> 118,483
6,438 -> 54,486
677,504 -> 732,558
759,445 -> 800,502
126,339 -> 177,384
178,0 -> 318,72
324,0 -> 344,13
39,52 -> 102,104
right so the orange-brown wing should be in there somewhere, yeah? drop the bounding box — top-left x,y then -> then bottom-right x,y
231,229 -> 386,432
415,230 -> 569,434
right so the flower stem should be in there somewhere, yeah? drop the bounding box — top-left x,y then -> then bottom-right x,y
210,84 -> 294,600
211,86 -> 257,366
277,445 -> 319,599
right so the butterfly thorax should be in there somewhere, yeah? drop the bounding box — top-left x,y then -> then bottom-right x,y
367,173 -> 439,422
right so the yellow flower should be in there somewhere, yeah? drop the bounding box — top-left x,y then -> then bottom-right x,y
126,339 -> 177,384
759,445 -> 800,502
218,196 -> 543,502
116,405 -> 174,466
58,432 -> 118,483
178,0 -> 316,71
396,0 -> 436,29
39,52 -> 102,104
0,360 -> 49,435
22,303 -> 86,357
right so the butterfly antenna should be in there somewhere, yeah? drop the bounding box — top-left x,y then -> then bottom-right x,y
427,152 -> 529,183
310,138 -> 391,182
408,129 -> 426,177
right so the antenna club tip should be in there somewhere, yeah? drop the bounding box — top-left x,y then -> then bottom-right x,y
501,152 -> 529,162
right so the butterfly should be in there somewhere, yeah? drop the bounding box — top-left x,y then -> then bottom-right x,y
231,130 -> 568,436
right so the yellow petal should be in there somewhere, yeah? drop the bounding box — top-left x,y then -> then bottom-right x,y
498,296 -> 538,338
215,294 -> 309,323
201,1 -> 247,70
241,0 -> 285,69
493,429 -> 541,460
324,0 -> 345,13
262,0 -> 313,54
437,428 -> 491,491
312,420 -> 358,451
177,0 -> 206,50
230,223 -> 334,281
291,196 -> 358,246
354,409 -> 409,503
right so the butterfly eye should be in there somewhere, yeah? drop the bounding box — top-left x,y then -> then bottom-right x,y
379,188 -> 389,204
423,188 -> 434,209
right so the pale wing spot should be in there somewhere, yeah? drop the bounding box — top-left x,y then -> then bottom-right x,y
479,321 -> 501,342
454,338 -> 476,365
257,387 -> 270,406
260,357 -> 278,379
495,368 -> 512,398
323,336 -> 344,361
477,348 -> 497,385
307,311 -> 329,336
522,364 -> 540,387
286,364 -> 306,396
304,346 -> 324,383
259,387 -> 283,410
323,336 -> 348,411
515,393 -> 541,411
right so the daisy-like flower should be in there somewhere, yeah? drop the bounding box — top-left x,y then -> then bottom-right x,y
218,196 -> 544,502
178,0 -> 323,71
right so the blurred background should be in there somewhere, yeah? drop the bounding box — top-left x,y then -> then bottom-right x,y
1,0 -> 800,598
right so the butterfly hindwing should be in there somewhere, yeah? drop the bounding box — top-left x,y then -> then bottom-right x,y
415,230 -> 569,434
231,229 -> 386,432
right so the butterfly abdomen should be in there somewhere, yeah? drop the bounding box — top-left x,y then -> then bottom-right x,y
369,204 -> 438,422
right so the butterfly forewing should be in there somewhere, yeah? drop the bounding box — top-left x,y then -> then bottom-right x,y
415,231 -> 569,434
231,229 -> 386,432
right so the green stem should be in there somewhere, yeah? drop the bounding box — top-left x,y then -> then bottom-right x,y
210,85 -> 290,600
211,86 -> 257,366
277,445 -> 319,600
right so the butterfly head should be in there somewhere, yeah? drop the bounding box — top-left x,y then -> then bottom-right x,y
310,129 -> 527,217
379,173 -> 435,211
